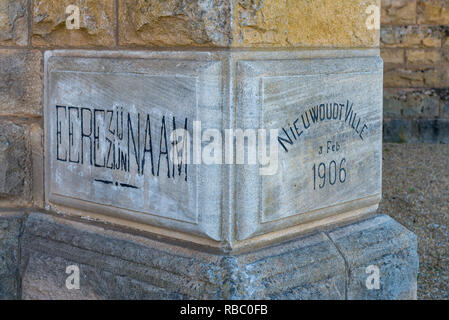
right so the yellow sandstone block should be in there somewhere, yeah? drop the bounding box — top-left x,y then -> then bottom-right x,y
232,0 -> 380,48
32,0 -> 115,47
119,0 -> 381,48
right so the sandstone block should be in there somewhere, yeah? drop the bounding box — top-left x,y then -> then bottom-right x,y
383,118 -> 449,143
384,67 -> 425,87
381,49 -> 405,64
0,50 -> 42,116
32,0 -> 115,47
119,0 -> 231,47
417,119 -> 449,143
417,0 -> 449,25
381,0 -> 417,25
407,49 -> 441,64
383,89 -> 441,118
0,212 -> 24,300
231,0 -> 380,48
381,26 -> 442,48
0,0 -> 28,46
383,119 -> 416,143
384,66 -> 447,88
19,212 -> 417,300
329,215 -> 418,300
119,0 -> 380,48
0,122 -> 32,201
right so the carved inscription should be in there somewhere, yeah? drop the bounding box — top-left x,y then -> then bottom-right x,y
54,105 -> 190,188
277,100 -> 368,153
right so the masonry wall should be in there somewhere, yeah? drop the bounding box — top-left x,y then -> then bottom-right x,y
0,0 -> 420,300
0,0 -> 446,210
382,0 -> 449,143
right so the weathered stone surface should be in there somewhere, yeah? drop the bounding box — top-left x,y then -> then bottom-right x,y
384,66 -> 446,88
381,26 -> 442,48
32,0 -> 115,47
232,0 -> 380,48
20,212 -> 346,299
417,119 -> 449,143
328,215 -> 419,300
383,118 -> 449,143
384,67 -> 425,87
21,212 -> 215,299
381,49 -> 405,64
19,212 -> 417,300
0,122 -> 32,201
383,89 -> 440,118
20,212 -> 345,299
119,0 -> 380,48
440,89 -> 449,117
0,0 -> 28,46
0,212 -> 24,300
381,0 -> 417,25
407,49 -> 441,65
236,233 -> 346,300
383,119 -> 415,143
0,50 -> 42,116
30,123 -> 44,208
417,0 -> 449,25
119,0 -> 231,47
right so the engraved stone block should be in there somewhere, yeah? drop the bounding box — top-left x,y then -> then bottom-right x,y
45,51 -> 223,241
44,50 -> 383,250
235,54 -> 383,240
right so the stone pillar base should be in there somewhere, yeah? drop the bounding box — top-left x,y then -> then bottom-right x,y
1,212 -> 418,300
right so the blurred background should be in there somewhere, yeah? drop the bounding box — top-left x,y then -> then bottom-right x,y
380,0 -> 449,300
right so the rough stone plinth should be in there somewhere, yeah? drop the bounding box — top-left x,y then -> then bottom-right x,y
0,211 -> 24,300
0,0 -> 28,46
9,212 -> 417,300
0,122 -> 32,201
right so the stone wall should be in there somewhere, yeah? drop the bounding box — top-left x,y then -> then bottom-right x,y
0,0 -> 381,212
382,0 -> 449,143
0,0 -> 445,212
0,211 -> 418,300
0,0 -> 421,301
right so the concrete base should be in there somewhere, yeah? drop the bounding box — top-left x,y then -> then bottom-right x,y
0,212 -> 418,300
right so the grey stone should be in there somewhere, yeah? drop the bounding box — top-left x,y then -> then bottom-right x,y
383,89 -> 440,118
235,53 -> 382,240
383,118 -> 449,144
0,212 -> 25,300
44,49 -> 383,249
417,119 -> 449,144
328,214 -> 419,300
20,212 -> 346,299
19,212 -> 417,300
440,89 -> 449,118
0,122 -> 32,200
